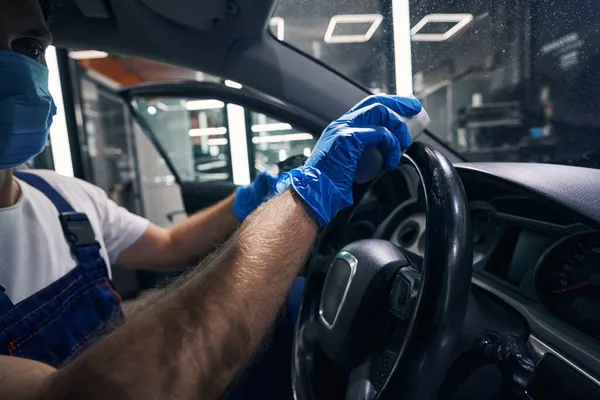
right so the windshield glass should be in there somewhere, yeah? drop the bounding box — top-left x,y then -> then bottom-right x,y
272,0 -> 600,167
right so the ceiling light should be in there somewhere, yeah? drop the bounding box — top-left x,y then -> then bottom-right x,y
324,14 -> 383,44
68,50 -> 109,60
186,99 -> 225,111
188,127 -> 228,137
147,106 -> 157,115
279,149 -> 288,162
155,102 -> 170,111
251,133 -> 314,144
207,138 -> 229,146
196,160 -> 228,171
410,13 -> 473,42
251,123 -> 293,132
270,17 -> 285,41
225,80 -> 243,89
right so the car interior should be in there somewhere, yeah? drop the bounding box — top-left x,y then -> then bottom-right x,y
33,0 -> 600,398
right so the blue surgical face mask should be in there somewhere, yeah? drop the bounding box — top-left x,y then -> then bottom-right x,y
0,50 -> 57,169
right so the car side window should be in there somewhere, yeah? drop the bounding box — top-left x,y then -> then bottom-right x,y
136,97 -> 318,185
250,110 -> 316,177
138,98 -> 232,183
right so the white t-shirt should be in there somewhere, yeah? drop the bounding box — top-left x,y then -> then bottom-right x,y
0,170 -> 149,304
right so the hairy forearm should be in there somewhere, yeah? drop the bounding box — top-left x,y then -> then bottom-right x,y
39,190 -> 317,400
118,193 -> 240,270
168,192 -> 240,266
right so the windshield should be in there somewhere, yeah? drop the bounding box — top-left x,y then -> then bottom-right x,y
272,0 -> 600,167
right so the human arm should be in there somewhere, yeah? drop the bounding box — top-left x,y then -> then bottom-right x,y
0,189 -> 317,400
116,171 -> 278,269
0,94 -> 421,400
116,193 -> 239,269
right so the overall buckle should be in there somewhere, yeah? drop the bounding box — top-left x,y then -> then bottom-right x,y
59,212 -> 100,249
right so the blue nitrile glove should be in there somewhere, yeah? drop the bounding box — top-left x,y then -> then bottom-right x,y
276,95 -> 422,226
233,171 -> 279,221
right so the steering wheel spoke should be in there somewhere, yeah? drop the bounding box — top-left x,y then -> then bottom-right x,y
345,350 -> 398,400
389,266 -> 421,321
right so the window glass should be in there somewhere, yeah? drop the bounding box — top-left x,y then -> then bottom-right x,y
71,52 -> 319,184
250,111 -> 317,175
138,98 -> 232,183
270,0 -> 392,93
79,78 -> 137,192
77,76 -> 143,214
273,0 -> 600,168
135,97 -> 318,183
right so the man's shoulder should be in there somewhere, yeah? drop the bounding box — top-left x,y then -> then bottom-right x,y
18,169 -> 106,205
21,169 -> 97,192
21,169 -> 77,184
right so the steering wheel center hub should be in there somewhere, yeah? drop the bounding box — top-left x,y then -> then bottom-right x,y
318,240 -> 411,367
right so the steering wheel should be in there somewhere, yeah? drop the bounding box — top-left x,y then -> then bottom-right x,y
292,142 -> 472,400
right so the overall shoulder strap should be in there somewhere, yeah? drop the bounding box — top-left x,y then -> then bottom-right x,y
13,171 -> 75,213
13,171 -> 100,254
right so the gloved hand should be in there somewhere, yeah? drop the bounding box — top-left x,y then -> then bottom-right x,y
276,95 -> 422,226
233,171 -> 279,221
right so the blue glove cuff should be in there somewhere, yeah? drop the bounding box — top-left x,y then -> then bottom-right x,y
276,166 -> 353,227
232,186 -> 249,221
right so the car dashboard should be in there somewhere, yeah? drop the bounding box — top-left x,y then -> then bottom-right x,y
328,161 -> 600,396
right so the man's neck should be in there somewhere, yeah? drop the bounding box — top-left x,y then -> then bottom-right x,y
0,169 -> 18,208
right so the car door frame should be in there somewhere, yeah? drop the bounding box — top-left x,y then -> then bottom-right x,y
118,80 -> 329,185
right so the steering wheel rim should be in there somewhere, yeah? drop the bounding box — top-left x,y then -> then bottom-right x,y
292,142 -> 472,400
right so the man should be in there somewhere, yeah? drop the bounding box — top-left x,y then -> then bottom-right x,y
0,0 -> 422,398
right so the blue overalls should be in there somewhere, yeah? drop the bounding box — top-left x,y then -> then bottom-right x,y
0,171 -> 303,399
0,172 -> 123,368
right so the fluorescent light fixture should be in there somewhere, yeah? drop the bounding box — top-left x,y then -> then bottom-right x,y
147,106 -> 157,115
156,102 -> 170,111
196,160 -> 228,171
251,123 -> 293,133
196,173 -> 230,181
270,17 -> 285,41
252,133 -> 314,144
154,101 -> 187,112
324,14 -> 383,44
227,104 -> 251,185
186,99 -> 225,111
153,175 -> 176,185
188,127 -> 228,137
392,0 -> 413,96
207,138 -> 229,146
68,50 -> 109,60
410,13 -> 473,42
225,80 -> 243,89
279,149 -> 287,162
46,46 -> 74,177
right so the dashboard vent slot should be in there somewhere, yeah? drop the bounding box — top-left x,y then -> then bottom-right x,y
490,197 -> 575,226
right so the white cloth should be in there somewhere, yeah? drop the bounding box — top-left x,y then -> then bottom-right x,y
0,170 -> 149,304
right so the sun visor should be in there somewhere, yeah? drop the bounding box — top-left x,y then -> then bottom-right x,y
138,0 -> 228,30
